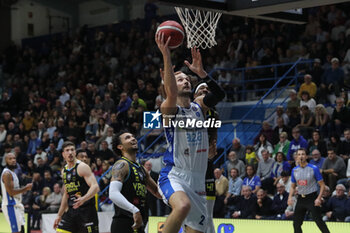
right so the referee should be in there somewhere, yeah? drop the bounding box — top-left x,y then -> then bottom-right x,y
288,148 -> 330,233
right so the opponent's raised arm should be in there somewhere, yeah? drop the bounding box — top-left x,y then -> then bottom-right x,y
155,32 -> 177,116
184,47 -> 207,78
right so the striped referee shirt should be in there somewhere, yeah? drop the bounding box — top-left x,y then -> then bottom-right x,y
291,164 -> 323,195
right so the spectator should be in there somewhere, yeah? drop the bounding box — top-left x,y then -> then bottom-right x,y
35,157 -> 51,177
97,140 -> 115,164
245,145 -> 258,168
222,151 -> 246,179
226,169 -> 243,198
45,183 -> 62,213
231,185 -> 257,219
322,148 -> 347,191
300,91 -> 316,113
31,187 -> 51,229
36,121 -> 46,140
0,124 -> 7,144
297,105 -> 315,139
267,106 -> 289,129
254,121 -> 274,145
279,171 -> 292,193
22,111 -> 35,132
96,126 -> 114,150
131,92 -> 148,112
314,104 -> 330,138
102,93 -> 115,113
33,146 -> 47,166
298,74 -> 317,98
309,149 -> 326,170
224,168 -> 243,218
323,184 -> 348,221
272,183 -> 289,219
287,127 -> 308,162
287,107 -> 301,129
43,170 -> 56,191
255,189 -> 274,219
340,128 -> 350,161
63,119 -> 79,144
26,131 -> 41,156
96,117 -> 109,140
308,130 -> 328,157
243,165 -> 261,194
47,142 -> 61,172
272,132 -> 290,159
257,149 -> 275,194
272,117 -> 291,145
116,92 -> 132,125
287,89 -> 300,113
230,138 -> 246,162
336,156 -> 350,190
328,97 -> 350,136
319,57 -> 344,103
255,134 -> 274,161
328,133 -> 342,155
271,152 -> 291,185
92,157 -> 103,177
214,168 -> 229,218
59,86 -> 70,106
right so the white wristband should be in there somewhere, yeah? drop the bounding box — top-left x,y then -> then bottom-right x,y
109,181 -> 139,214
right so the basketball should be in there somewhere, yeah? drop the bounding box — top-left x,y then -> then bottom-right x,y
156,20 -> 185,49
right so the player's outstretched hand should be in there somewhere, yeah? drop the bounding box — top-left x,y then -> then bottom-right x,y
155,32 -> 171,58
73,196 -> 86,209
184,47 -> 207,78
287,197 -> 294,206
132,211 -> 143,230
53,216 -> 61,229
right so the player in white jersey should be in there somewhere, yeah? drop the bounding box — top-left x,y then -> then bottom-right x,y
1,153 -> 32,233
155,33 -> 225,233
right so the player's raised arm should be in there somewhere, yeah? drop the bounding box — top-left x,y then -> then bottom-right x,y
187,47 -> 225,110
73,162 -> 100,209
155,32 -> 178,116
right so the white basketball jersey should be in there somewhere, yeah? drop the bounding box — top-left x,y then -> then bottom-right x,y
1,168 -> 22,206
164,102 -> 209,175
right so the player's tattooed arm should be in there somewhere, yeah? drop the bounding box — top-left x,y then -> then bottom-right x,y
111,160 -> 129,182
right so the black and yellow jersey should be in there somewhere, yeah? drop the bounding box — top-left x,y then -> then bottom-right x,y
62,161 -> 95,208
113,156 -> 147,221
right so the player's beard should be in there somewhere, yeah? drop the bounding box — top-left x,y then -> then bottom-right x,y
6,164 -> 17,170
178,90 -> 192,98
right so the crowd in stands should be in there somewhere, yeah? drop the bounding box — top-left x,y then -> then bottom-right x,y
0,2 -> 350,229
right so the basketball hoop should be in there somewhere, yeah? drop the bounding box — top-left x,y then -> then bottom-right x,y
175,7 -> 222,49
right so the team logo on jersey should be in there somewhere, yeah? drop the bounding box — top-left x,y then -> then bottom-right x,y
143,110 -> 162,129
67,174 -> 71,181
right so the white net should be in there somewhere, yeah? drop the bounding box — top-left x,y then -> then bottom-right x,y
175,7 -> 222,49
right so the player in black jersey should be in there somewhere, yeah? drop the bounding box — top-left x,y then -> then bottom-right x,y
53,141 -> 100,233
193,81 -> 222,233
109,131 -> 161,233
